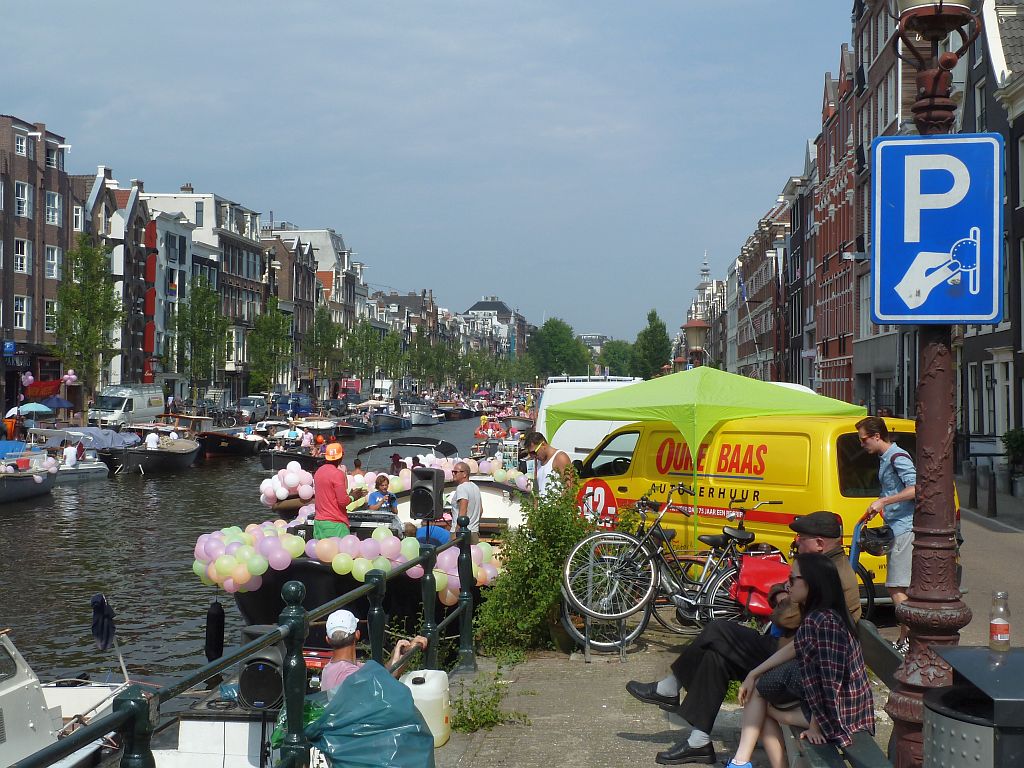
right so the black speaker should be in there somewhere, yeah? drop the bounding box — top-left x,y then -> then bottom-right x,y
237,624 -> 284,710
410,467 -> 444,520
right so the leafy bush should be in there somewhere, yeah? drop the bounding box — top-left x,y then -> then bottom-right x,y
1002,428 -> 1024,472
477,477 -> 594,652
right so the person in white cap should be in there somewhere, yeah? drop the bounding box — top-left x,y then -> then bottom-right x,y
320,609 -> 428,693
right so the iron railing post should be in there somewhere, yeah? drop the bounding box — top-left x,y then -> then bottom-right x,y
277,580 -> 310,768
366,569 -> 387,665
454,517 -> 478,674
420,545 -> 439,669
113,685 -> 155,768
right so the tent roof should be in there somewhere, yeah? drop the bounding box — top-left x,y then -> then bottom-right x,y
545,367 -> 865,453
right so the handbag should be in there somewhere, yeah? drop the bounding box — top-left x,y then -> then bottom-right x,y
755,659 -> 802,709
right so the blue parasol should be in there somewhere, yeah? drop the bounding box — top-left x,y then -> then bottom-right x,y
41,395 -> 74,410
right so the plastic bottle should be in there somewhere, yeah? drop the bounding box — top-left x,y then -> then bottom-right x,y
399,669 -> 451,747
989,590 -> 1011,651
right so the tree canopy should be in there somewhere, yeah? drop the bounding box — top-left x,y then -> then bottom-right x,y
528,318 -> 589,378
304,305 -> 341,379
599,339 -> 634,377
248,297 -> 293,393
632,309 -> 672,379
176,275 -> 229,398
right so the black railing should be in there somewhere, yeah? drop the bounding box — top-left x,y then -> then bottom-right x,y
14,519 -> 479,768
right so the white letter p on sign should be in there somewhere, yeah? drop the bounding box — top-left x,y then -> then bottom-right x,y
904,154 -> 970,243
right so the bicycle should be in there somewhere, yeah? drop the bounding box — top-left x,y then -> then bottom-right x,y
561,484 -> 784,632
846,511 -> 879,622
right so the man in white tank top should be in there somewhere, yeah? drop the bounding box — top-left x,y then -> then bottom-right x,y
523,431 -> 570,495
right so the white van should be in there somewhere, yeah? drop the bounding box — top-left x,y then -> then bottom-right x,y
89,384 -> 166,427
534,376 -> 642,462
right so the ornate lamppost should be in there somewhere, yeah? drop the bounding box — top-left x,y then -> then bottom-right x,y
886,3 -> 980,766
681,318 -> 711,368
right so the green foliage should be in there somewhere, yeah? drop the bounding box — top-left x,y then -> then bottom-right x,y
339,320 -> 383,379
599,339 -> 634,377
378,331 -> 406,381
52,235 -> 123,397
248,297 -> 292,393
528,318 -> 590,378
724,679 -> 741,704
1002,428 -> 1024,471
176,276 -> 230,398
615,505 -> 640,536
304,305 -> 341,378
451,671 -> 529,732
632,309 -> 672,379
477,476 -> 594,652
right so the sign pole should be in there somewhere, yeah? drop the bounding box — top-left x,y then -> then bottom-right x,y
883,6 -> 982,767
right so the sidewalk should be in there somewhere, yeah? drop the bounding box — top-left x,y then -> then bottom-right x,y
955,474 -> 1024,533
437,626 -> 894,768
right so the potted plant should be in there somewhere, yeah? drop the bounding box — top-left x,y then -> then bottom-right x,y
1001,428 -> 1024,496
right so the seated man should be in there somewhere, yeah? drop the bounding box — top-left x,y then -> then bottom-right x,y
626,511 -> 861,766
321,609 -> 427,693
415,512 -> 452,546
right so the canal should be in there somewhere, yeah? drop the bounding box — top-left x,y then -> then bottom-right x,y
0,418 -> 481,684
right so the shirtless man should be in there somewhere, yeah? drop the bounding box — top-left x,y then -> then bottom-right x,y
522,431 -> 571,495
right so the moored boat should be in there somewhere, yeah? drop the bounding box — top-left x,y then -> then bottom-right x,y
409,410 -> 440,426
26,428 -> 111,484
502,415 -> 535,431
373,412 -> 411,431
258,446 -> 326,472
0,463 -> 56,502
198,429 -> 265,457
100,438 -> 202,474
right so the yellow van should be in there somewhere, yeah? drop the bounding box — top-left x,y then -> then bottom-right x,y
574,415 -> 934,597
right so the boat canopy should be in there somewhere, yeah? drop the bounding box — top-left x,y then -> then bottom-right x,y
356,437 -> 458,457
26,426 -> 142,450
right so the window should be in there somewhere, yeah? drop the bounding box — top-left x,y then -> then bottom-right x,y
837,431 -> 917,497
45,146 -> 63,169
975,80 -> 987,132
13,295 -> 31,330
45,245 -> 61,279
195,201 -> 204,227
14,239 -> 32,274
44,300 -> 57,333
579,431 -> 641,478
45,191 -> 62,225
73,205 -> 83,231
15,134 -> 26,155
858,273 -> 872,339
15,181 -> 33,218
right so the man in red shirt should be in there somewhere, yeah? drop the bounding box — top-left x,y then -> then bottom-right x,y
313,442 -> 351,538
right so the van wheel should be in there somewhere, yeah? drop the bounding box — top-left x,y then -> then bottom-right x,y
855,563 -> 876,622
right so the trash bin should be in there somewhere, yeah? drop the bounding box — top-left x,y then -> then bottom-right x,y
923,647 -> 1024,768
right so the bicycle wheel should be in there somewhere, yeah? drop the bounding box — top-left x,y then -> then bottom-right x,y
698,565 -> 746,625
223,415 -> 238,427
559,595 -> 652,650
855,563 -> 876,623
562,531 -> 658,621
651,593 -> 700,635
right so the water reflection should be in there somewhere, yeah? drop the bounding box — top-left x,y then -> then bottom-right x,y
0,420 -> 479,684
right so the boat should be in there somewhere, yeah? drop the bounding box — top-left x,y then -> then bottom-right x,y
393,476 -> 525,532
154,413 -> 216,438
373,412 -> 411,431
409,410 -> 440,426
292,418 -> 339,438
99,436 -> 202,475
0,631 -> 127,768
355,436 -> 459,465
0,444 -> 57,502
26,428 -> 110,484
437,405 -> 474,420
252,418 -> 290,435
338,414 -> 376,435
197,429 -> 265,457
258,446 -> 326,472
502,415 -> 535,431
474,420 -> 508,439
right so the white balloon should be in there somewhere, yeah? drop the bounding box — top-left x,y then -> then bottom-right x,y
284,472 -> 300,488
259,479 -> 273,494
275,486 -> 289,500
286,461 -> 302,473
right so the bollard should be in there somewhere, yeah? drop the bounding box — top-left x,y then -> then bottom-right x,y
967,459 -> 978,509
113,684 -> 156,768
366,570 -> 387,666
987,469 -> 998,518
420,545 -> 439,669
278,580 -> 310,768
454,517 -> 478,674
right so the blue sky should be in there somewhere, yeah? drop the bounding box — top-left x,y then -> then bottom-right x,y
7,1 -> 851,340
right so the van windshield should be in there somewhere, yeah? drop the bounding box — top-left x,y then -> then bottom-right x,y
95,396 -> 126,410
579,431 -> 640,478
836,431 -> 916,497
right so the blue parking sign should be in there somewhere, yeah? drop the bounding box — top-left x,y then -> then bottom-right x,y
872,133 -> 1003,324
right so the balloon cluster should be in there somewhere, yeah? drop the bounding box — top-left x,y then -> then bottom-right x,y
348,469 -> 406,494
259,461 -> 317,506
190,519 -> 502,596
61,369 -> 79,385
20,371 -> 34,388
1,456 -> 58,481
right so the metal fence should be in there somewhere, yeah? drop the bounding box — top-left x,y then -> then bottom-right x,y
14,521 -> 479,768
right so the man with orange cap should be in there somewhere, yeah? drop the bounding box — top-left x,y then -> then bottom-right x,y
313,442 -> 351,539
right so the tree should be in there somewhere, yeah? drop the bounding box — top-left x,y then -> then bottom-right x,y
599,339 -> 634,377
340,320 -> 382,380
304,305 -> 341,381
52,235 -> 123,398
378,331 -> 406,381
632,310 -> 672,379
528,318 -> 590,378
177,275 -> 229,399
248,297 -> 293,393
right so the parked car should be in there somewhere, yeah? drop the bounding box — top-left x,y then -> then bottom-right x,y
319,399 -> 348,416
287,393 -> 315,416
238,396 -> 270,423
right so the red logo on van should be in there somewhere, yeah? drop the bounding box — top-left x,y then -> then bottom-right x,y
655,438 -> 767,477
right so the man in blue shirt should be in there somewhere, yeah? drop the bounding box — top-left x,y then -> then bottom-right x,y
857,415 -> 917,652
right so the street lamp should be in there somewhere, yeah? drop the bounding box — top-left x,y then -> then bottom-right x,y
886,3 -> 981,767
681,318 -> 711,368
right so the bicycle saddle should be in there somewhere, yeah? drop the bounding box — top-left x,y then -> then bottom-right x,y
722,525 -> 755,544
698,534 -> 727,549
650,527 -> 676,543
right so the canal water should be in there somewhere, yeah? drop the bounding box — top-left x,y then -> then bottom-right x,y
0,418 -> 481,685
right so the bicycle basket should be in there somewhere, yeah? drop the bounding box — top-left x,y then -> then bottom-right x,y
859,524 -> 895,556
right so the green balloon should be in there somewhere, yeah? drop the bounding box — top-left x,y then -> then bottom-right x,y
247,554 -> 269,576
351,558 -> 371,582
332,553 -> 354,575
400,537 -> 420,560
215,555 -> 237,577
192,559 -> 206,578
235,545 -> 255,562
478,542 -> 493,563
371,556 -> 392,574
434,570 -> 448,593
371,525 -> 392,542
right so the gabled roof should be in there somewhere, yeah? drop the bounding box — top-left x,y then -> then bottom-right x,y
113,189 -> 131,210
993,2 -> 1024,79
466,299 -> 512,315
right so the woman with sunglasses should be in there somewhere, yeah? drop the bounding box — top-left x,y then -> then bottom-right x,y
724,553 -> 874,768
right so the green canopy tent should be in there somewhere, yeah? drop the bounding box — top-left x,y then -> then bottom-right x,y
545,367 -> 866,463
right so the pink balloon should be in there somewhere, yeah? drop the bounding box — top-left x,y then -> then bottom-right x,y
448,573 -> 461,592
364,472 -> 377,486
258,537 -> 281,557
437,548 -> 458,572
379,537 -> 401,559
443,469 -> 453,481
67,369 -> 75,375
223,578 -> 238,594
298,484 -> 314,500
245,575 -> 263,591
225,541 -> 242,555
359,538 -> 381,560
268,548 -> 292,571
482,563 -> 498,582
204,540 -> 226,560
302,471 -> 314,485
305,539 -> 318,558
407,564 -> 424,579
470,545 -> 483,565
516,476 -> 529,491
340,534 -> 361,556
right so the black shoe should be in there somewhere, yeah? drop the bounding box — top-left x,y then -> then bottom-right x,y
654,742 -> 716,765
625,680 -> 678,710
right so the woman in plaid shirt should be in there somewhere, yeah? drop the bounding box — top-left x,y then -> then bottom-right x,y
725,553 -> 875,768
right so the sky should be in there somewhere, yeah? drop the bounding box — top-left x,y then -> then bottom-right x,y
6,1 -> 852,340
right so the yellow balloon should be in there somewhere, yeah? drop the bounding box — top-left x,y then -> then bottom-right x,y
352,557 -> 372,582
331,553 -> 353,575
434,570 -> 448,593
